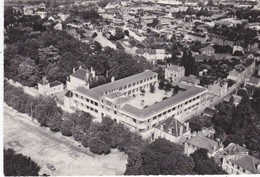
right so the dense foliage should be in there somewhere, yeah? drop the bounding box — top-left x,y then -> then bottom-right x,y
125,138 -> 194,175
212,90 -> 260,156
191,149 -> 227,175
4,148 -> 41,176
4,7 -> 154,87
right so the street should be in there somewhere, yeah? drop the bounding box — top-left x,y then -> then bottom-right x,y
3,105 -> 127,176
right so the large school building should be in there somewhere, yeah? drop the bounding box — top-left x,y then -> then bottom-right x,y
64,69 -> 208,139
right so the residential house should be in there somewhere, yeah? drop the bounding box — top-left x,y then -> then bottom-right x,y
184,32 -> 209,43
154,117 -> 190,144
135,48 -> 171,63
245,76 -> 260,87
209,34 -> 234,47
222,154 -> 260,174
165,64 -> 185,82
180,75 -> 200,86
203,107 -> 217,118
199,45 -> 215,56
208,79 -> 228,97
54,23 -> 62,30
214,143 -> 249,164
184,135 -> 221,156
38,77 -> 63,96
66,66 -> 96,91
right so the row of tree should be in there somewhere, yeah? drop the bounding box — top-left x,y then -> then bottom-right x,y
4,81 -> 225,175
212,90 -> 260,155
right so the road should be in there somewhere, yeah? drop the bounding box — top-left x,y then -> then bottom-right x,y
3,105 -> 127,176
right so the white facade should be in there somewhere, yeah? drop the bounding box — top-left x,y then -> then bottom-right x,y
65,70 -> 208,139
38,78 -> 64,96
165,64 -> 185,81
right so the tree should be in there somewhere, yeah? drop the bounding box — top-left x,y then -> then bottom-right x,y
88,138 -> 111,155
190,149 -> 227,175
60,118 -> 75,136
165,83 -> 172,92
173,85 -> 180,95
181,50 -> 197,76
159,80 -> 165,90
135,138 -> 194,175
150,84 -> 155,93
4,148 -> 40,176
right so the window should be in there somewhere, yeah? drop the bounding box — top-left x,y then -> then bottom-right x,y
81,96 -> 83,99
140,80 -> 143,83
133,82 -> 136,86
150,76 -> 153,80
124,85 -> 127,89
128,84 -> 131,87
153,116 -> 157,120
172,107 -> 176,111
163,112 -> 166,115
243,169 -> 245,173
75,93 -> 78,97
158,114 -> 162,117
133,119 -> 136,123
94,102 -> 98,106
167,109 -> 171,113
91,100 -> 93,104
95,109 -> 98,113
86,98 -> 89,102
114,110 -> 117,115
119,87 -> 122,91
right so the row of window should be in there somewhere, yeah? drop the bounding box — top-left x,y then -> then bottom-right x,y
74,93 -> 98,106
118,75 -> 157,91
75,101 -> 98,113
227,161 -> 246,173
184,103 -> 199,112
184,95 -> 201,105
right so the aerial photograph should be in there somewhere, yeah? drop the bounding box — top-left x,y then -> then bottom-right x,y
2,0 -> 260,176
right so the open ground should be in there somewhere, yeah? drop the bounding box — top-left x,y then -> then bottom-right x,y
3,105 -> 127,176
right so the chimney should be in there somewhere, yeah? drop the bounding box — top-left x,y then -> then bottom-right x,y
79,65 -> 82,69
111,76 -> 115,82
91,67 -> 95,78
175,119 -> 178,137
179,126 -> 183,136
163,123 -> 166,130
73,68 -> 75,73
186,122 -> 189,131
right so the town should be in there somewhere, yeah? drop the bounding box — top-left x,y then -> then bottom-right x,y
3,0 -> 260,176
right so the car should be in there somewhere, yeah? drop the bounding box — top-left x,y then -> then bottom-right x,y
47,164 -> 56,171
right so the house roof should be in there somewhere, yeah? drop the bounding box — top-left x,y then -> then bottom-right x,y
228,154 -> 260,174
180,75 -> 199,84
121,87 -> 206,118
204,107 -> 217,117
167,65 -> 184,71
186,136 -> 218,153
50,81 -> 63,87
38,77 -> 49,85
199,45 -> 215,52
247,76 -> 260,85
71,68 -> 89,81
155,117 -> 188,137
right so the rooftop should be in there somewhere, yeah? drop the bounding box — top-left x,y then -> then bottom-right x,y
50,81 -> 63,87
186,136 -> 218,153
228,154 -> 260,174
156,117 -> 188,137
71,68 -> 90,81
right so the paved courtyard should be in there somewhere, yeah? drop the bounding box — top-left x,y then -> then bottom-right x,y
3,105 -> 127,176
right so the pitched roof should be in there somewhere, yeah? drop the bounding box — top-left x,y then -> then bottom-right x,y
50,81 -> 63,87
167,65 -> 184,71
121,87 -> 206,118
38,77 -> 49,85
180,75 -> 199,84
71,68 -> 89,81
247,76 -> 260,85
155,117 -> 188,137
229,154 -> 260,174
186,136 -> 218,153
